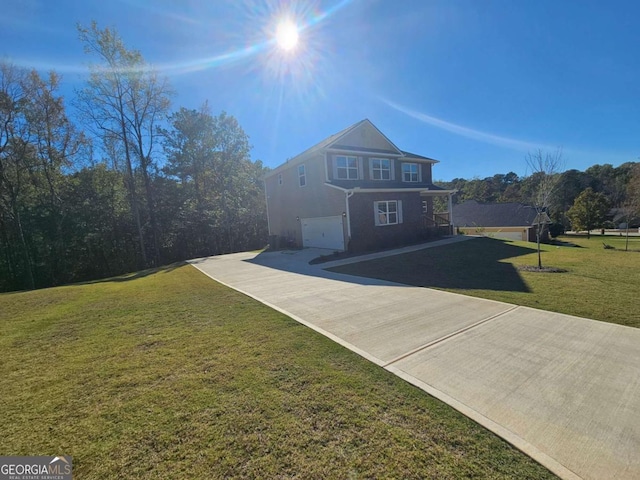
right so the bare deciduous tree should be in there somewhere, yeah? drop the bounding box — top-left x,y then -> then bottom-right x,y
526,148 -> 563,269
75,22 -> 172,267
0,62 -> 36,289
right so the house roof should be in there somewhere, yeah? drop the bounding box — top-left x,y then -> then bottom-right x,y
265,119 -> 440,177
452,200 -> 539,227
328,145 -> 402,156
297,119 -> 369,159
400,150 -> 439,163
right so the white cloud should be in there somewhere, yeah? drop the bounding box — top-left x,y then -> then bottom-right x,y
381,98 -> 556,152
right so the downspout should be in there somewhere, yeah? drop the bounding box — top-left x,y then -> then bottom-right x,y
448,192 -> 454,235
264,179 -> 272,236
345,190 -> 354,243
324,152 -> 329,182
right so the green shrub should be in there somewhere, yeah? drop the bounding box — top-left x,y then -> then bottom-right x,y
548,222 -> 564,238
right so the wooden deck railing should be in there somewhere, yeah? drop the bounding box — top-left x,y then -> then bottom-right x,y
423,213 -> 450,228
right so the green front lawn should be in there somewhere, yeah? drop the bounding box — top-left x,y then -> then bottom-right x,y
0,265 -> 555,479
330,235 -> 640,328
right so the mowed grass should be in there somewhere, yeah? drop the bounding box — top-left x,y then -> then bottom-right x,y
0,265 -> 555,479
330,235 -> 640,328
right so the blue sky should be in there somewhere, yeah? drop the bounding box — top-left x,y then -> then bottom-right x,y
2,0 -> 640,181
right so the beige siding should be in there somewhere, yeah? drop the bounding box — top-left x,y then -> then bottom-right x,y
457,226 -> 532,242
336,122 -> 397,152
266,153 -> 345,247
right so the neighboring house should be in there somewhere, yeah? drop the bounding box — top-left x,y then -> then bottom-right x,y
264,119 -> 456,252
452,200 -> 547,242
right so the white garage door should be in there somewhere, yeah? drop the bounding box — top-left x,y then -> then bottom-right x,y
301,216 -> 345,250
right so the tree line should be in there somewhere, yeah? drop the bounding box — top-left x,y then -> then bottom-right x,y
436,161 -> 640,234
0,23 -> 268,293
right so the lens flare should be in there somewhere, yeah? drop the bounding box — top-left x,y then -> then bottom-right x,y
275,20 -> 299,51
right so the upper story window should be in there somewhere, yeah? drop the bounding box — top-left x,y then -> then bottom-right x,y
278,173 -> 283,185
370,158 -> 391,180
335,155 -> 359,180
402,163 -> 419,182
298,164 -> 306,187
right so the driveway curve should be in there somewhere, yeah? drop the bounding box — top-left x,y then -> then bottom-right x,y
190,239 -> 640,480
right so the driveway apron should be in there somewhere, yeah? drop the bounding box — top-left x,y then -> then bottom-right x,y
189,244 -> 640,480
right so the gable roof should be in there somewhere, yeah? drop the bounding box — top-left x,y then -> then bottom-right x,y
327,119 -> 403,156
265,120 -> 367,177
297,119 -> 369,158
452,200 -> 539,227
265,119 -> 438,177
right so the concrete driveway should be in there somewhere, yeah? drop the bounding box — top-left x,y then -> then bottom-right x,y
189,239 -> 640,480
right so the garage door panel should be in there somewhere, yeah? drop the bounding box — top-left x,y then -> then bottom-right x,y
302,216 -> 345,250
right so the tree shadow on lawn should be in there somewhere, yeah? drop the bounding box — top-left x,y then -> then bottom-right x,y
329,237 -> 537,293
79,262 -> 186,285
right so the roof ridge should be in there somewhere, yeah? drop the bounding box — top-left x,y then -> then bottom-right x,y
286,119 -> 367,164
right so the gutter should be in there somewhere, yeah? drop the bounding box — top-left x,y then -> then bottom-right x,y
323,183 -> 354,244
345,191 -> 354,239
264,179 -> 272,235
324,183 -> 433,194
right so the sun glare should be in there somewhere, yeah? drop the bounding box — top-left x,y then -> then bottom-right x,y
275,20 -> 299,51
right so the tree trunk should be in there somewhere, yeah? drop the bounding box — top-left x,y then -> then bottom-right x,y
126,171 -> 146,267
140,159 -> 160,266
536,225 -> 542,269
625,224 -> 629,252
0,218 -> 17,288
11,199 -> 35,290
119,116 -> 147,268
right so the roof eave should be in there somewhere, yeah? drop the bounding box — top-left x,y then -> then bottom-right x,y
326,147 -> 404,157
325,184 -> 451,194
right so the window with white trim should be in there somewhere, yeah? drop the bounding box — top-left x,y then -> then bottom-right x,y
278,173 -> 283,185
402,162 -> 419,182
335,155 -> 359,179
374,200 -> 402,226
298,164 -> 306,187
370,158 -> 391,180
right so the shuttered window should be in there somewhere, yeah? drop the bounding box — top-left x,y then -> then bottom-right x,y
374,200 -> 403,226
335,155 -> 359,180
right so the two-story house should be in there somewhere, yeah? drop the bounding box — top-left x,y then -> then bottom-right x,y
264,119 -> 455,252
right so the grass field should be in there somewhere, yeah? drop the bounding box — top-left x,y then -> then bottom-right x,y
330,234 -> 640,328
0,265 -> 555,479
